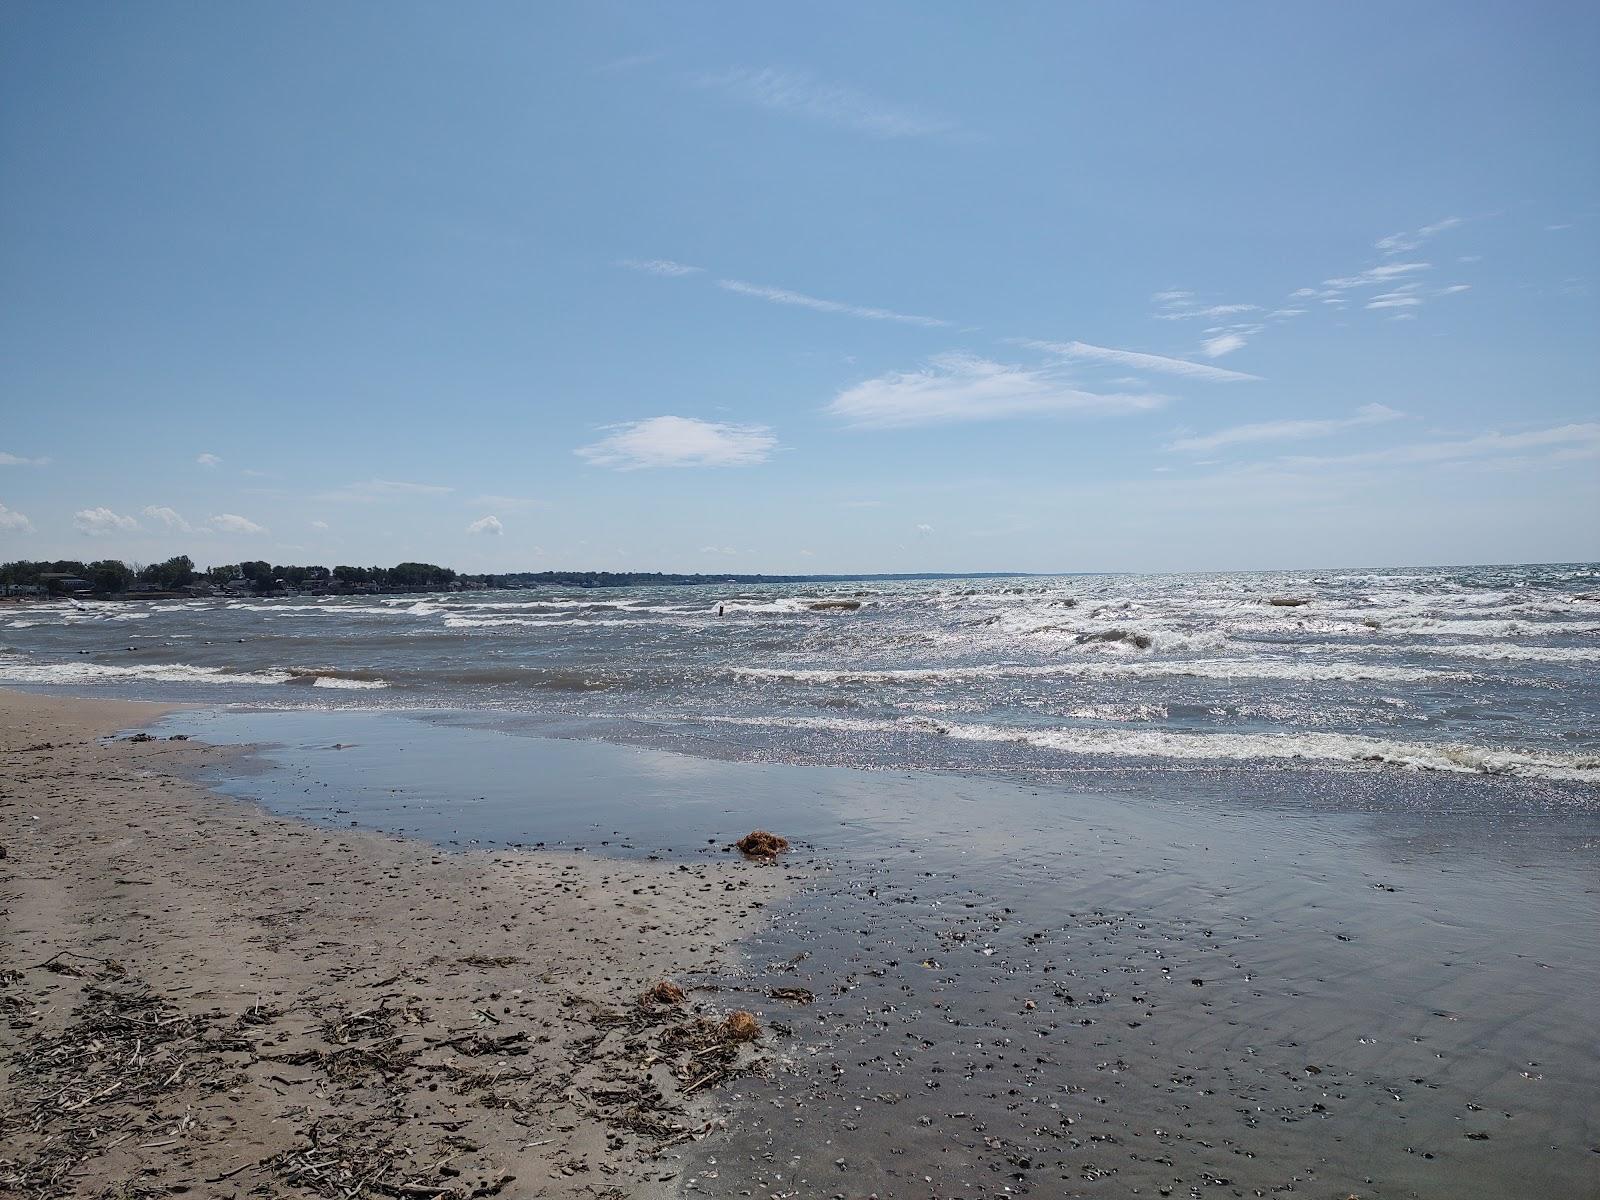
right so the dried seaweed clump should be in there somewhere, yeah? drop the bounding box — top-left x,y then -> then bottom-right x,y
722,1010 -> 761,1042
734,830 -> 789,858
640,979 -> 687,1008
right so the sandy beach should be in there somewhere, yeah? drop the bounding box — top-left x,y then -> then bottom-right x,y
4,688 -> 1598,1199
0,690 -> 797,1198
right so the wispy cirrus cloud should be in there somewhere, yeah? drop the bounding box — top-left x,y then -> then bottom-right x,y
1281,422 -> 1600,469
1016,339 -> 1260,383
577,416 -> 777,469
697,66 -> 954,139
618,258 -> 703,277
1366,290 -> 1424,310
196,452 -> 222,467
827,353 -> 1165,430
1296,261 -> 1434,301
618,256 -> 954,328
1151,291 -> 1260,321
1199,331 -> 1248,358
1167,404 -> 1405,453
716,278 -> 950,327
0,451 -> 50,467
1375,216 -> 1462,256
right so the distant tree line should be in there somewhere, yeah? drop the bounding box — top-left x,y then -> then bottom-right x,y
1,557 -> 467,595
3,559 -> 1029,597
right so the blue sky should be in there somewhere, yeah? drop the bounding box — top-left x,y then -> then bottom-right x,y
1,2 -> 1596,573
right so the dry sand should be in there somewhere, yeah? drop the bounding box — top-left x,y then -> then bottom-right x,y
0,690 -> 795,1198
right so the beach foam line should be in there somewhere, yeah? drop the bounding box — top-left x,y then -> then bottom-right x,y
0,658 -> 296,686
689,712 -> 1599,783
1401,642 -> 1600,664
284,667 -> 392,690
733,659 -> 1476,685
0,655 -> 390,689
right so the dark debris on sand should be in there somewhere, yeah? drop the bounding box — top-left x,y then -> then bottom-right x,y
0,958 -> 775,1200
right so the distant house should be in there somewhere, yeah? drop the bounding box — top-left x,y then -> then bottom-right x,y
3,582 -> 46,597
37,573 -> 93,594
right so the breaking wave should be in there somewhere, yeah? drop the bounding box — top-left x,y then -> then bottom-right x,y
0,656 -> 390,690
691,713 -> 1600,783
734,659 -> 1475,685
0,657 -> 294,686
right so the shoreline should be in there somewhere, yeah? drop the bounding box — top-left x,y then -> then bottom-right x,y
5,688 -> 1598,1198
0,689 -> 799,1197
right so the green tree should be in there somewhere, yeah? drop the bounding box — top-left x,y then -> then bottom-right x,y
88,559 -> 135,593
139,555 -> 195,589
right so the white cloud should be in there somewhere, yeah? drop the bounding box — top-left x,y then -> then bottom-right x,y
1167,404 -> 1405,453
1437,284 -> 1472,296
1282,422 -> 1600,469
577,416 -> 778,469
323,478 -> 455,502
74,507 -> 140,536
1293,261 -> 1437,303
467,514 -> 504,535
1200,332 -> 1247,357
0,502 -> 33,533
1153,300 -> 1260,321
196,452 -> 222,467
1315,262 -> 1433,293
915,523 -> 934,534
142,505 -> 195,533
0,451 -> 49,466
698,67 -> 953,139
827,353 -> 1165,429
310,519 -> 329,529
716,278 -> 950,327
210,513 -> 267,534
1375,217 -> 1462,255
1018,339 -> 1260,383
1365,262 -> 1432,281
1366,292 -> 1424,310
618,258 -> 703,276
700,545 -> 737,555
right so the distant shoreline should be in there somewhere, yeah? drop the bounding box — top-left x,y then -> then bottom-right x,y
1,565 -> 1042,600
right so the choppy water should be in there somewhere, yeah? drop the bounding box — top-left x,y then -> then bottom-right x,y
4,563 -> 1598,789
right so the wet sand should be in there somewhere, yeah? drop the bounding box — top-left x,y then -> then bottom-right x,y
4,693 -> 1598,1199
0,691 -> 797,1197
156,705 -> 1600,1199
